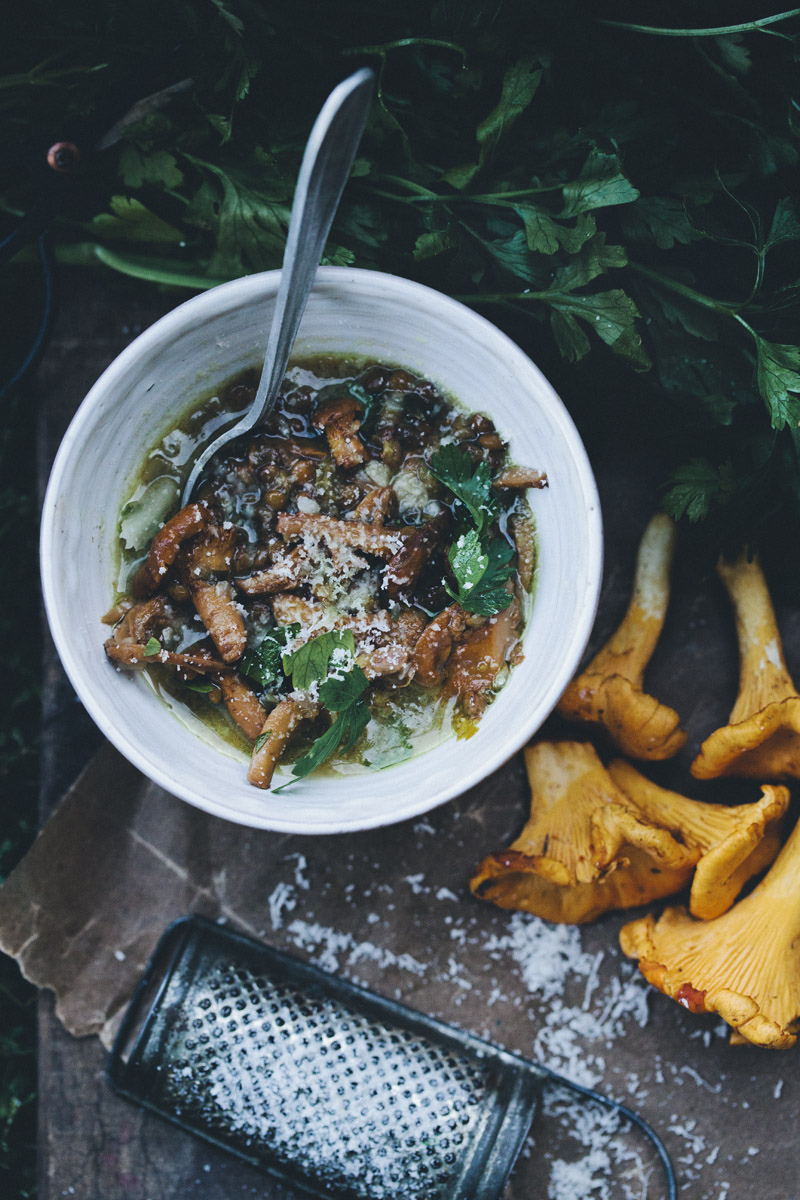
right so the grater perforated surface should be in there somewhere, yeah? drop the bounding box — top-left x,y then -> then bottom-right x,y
160,959 -> 490,1199
112,919 -> 542,1200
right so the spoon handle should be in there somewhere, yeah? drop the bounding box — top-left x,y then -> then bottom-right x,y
181,68 -> 374,504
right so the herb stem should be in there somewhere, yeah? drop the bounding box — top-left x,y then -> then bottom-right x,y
372,174 -> 439,198
92,246 -> 223,290
369,177 -> 561,205
628,262 -> 742,317
366,188 -> 418,205
598,9 -> 800,37
343,37 -> 467,60
630,262 -> 761,346
451,290 -> 548,304
465,188 -> 559,202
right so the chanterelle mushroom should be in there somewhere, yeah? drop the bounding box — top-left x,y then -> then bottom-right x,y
312,392 -> 368,469
692,551 -> 800,780
556,513 -> 687,759
620,811 -> 800,1048
608,759 -> 789,920
469,740 -> 697,924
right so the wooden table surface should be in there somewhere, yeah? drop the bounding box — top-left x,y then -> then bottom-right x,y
34,274 -> 800,1200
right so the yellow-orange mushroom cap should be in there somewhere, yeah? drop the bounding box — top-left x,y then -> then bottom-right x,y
620,811 -> 800,1049
470,740 -> 697,924
608,759 -> 789,920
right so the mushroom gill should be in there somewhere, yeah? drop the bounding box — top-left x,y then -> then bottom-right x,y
608,759 -> 789,920
620,812 -> 800,1049
470,740 -> 697,924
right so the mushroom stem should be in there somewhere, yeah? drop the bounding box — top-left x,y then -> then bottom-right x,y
719,553 -> 798,721
591,513 -> 676,683
691,552 -> 800,779
555,514 -> 686,759
620,813 -> 800,1048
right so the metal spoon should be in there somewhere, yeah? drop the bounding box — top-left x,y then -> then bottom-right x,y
181,68 -> 374,505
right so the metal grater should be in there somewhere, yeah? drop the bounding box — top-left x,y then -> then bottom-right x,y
109,916 -> 546,1200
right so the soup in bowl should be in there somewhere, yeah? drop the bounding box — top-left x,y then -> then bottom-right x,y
41,268 -> 602,832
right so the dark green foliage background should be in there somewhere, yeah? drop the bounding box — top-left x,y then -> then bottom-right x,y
3,0 -> 800,1192
5,0 -> 800,558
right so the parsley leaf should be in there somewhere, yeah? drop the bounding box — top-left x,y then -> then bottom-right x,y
662,458 -> 736,523
428,445 -> 497,533
548,232 -> 627,292
280,700 -> 370,786
240,624 -> 299,691
444,56 -> 543,190
559,148 -> 640,218
318,665 -> 369,711
429,445 -> 515,614
754,338 -> 800,431
547,290 -> 650,370
448,528 -> 488,592
253,730 -> 272,753
446,531 -> 515,616
275,663 -> 370,789
764,197 -> 800,253
618,196 -> 701,251
91,196 -> 184,245
513,206 -> 596,256
282,629 -> 355,690
337,700 -> 372,755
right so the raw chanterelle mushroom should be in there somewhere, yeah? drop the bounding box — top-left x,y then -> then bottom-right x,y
556,513 -> 687,760
469,740 -> 696,924
692,551 -> 800,780
608,759 -> 789,920
620,811 -> 800,1049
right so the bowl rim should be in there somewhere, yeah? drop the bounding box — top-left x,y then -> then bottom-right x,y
40,266 -> 603,832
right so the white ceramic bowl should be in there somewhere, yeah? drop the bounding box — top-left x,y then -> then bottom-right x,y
41,268 -> 602,833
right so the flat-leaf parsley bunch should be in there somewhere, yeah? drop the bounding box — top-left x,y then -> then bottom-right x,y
5,1 -> 800,558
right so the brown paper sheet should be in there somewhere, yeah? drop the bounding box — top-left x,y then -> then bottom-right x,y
0,746 -> 233,1045
0,740 -> 529,1049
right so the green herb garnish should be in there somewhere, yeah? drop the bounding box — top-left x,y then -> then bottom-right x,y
428,446 -> 514,615
253,730 -> 272,754
282,629 -> 356,691
428,445 -> 497,534
241,624 -> 300,691
275,662 -> 370,789
143,637 -> 162,657
446,530 -> 515,616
